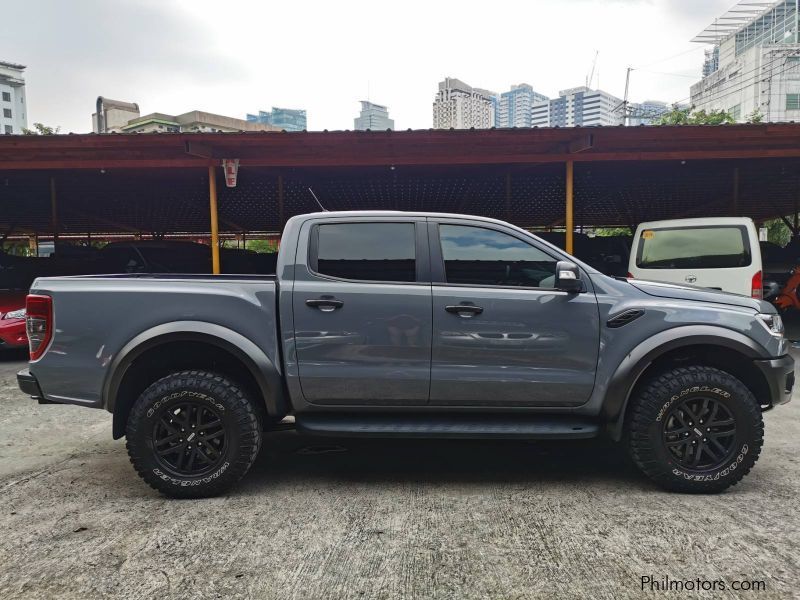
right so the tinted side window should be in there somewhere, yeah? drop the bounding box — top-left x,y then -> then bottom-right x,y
316,223 -> 416,282
439,224 -> 557,288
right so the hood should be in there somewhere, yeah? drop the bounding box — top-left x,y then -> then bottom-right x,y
628,279 -> 771,312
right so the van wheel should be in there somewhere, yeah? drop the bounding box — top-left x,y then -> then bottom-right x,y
126,371 -> 262,499
627,366 -> 763,493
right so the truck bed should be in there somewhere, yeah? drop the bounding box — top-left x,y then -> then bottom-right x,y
28,274 -> 280,409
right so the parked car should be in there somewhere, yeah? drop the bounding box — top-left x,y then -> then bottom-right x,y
18,211 -> 793,498
0,290 -> 27,350
629,217 -> 763,298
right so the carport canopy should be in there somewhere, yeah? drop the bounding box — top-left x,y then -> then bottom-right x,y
1,124 -> 800,270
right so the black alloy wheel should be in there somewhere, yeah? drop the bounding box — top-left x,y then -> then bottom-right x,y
662,396 -> 737,471
152,401 -> 227,477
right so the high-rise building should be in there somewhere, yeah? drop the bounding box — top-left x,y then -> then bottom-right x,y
354,101 -> 394,130
432,78 -> 495,129
0,61 -> 27,135
246,107 -> 307,131
497,84 -> 549,128
691,0 -> 800,122
531,86 -> 624,127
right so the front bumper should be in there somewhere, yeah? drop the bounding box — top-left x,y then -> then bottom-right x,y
754,354 -> 795,408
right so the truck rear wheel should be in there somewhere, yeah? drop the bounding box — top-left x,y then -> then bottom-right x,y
126,370 -> 262,498
627,366 -> 763,493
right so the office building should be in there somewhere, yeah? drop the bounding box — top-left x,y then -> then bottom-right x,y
497,83 -> 549,128
432,77 -> 495,129
122,111 -> 279,133
92,100 -> 280,134
531,86 -> 624,127
691,0 -> 800,122
0,61 -> 27,134
246,107 -> 307,131
354,101 -> 394,130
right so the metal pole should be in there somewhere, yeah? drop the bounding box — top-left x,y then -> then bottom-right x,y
504,172 -> 511,221
208,165 -> 220,274
566,161 -> 574,255
50,176 -> 58,254
278,174 -> 285,228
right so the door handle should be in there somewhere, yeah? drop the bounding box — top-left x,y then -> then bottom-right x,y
306,298 -> 344,312
445,304 -> 483,317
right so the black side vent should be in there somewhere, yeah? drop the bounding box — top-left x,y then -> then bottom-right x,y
607,309 -> 645,328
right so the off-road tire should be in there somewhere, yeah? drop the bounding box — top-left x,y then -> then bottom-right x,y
126,370 -> 262,499
627,366 -> 763,493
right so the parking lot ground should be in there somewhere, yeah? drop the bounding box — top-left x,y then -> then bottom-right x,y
0,350 -> 798,600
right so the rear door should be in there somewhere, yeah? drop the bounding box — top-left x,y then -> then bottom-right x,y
428,219 -> 600,407
631,224 -> 759,297
292,218 -> 432,406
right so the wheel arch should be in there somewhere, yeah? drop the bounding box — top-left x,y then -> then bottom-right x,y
603,325 -> 771,441
105,321 -> 287,439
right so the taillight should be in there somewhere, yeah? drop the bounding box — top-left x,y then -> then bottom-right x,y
26,294 -> 52,361
626,272 -> 634,279
751,271 -> 763,300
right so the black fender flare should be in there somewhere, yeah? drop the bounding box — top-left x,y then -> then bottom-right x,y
104,321 -> 286,438
603,325 -> 767,440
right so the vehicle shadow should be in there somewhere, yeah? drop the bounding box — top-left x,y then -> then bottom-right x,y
240,430 -> 647,491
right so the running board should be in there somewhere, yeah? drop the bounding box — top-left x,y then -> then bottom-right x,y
295,414 -> 600,440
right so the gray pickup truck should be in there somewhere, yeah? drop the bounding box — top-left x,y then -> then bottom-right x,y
17,211 -> 794,498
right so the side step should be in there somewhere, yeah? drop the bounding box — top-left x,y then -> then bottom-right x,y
295,414 -> 600,440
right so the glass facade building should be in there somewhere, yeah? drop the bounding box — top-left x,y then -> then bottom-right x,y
354,101 -> 394,130
246,107 -> 307,131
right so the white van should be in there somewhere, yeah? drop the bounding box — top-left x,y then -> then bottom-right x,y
628,217 -> 762,298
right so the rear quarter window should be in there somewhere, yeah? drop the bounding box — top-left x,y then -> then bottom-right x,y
636,226 -> 751,269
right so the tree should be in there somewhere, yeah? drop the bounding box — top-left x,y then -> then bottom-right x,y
593,227 -> 631,237
763,217 -> 791,247
654,107 -> 692,125
654,107 -> 734,126
746,109 -> 764,124
22,122 -> 60,135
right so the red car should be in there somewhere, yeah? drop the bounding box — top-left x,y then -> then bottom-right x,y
0,291 -> 27,350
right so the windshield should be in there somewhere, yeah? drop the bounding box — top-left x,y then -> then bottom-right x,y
636,225 -> 751,269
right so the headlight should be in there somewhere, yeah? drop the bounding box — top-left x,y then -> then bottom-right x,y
2,308 -> 25,320
757,313 -> 784,338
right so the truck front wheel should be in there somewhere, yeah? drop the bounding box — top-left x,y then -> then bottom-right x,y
627,366 -> 763,493
126,370 -> 262,498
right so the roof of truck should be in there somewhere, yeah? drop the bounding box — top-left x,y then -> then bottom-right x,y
290,210 -> 516,223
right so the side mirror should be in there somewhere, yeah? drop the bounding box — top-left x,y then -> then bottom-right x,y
555,261 -> 583,293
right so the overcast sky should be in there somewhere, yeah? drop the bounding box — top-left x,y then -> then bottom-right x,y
2,0 -> 733,133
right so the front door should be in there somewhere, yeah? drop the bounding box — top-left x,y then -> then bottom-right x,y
429,220 -> 600,407
292,219 -> 432,405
